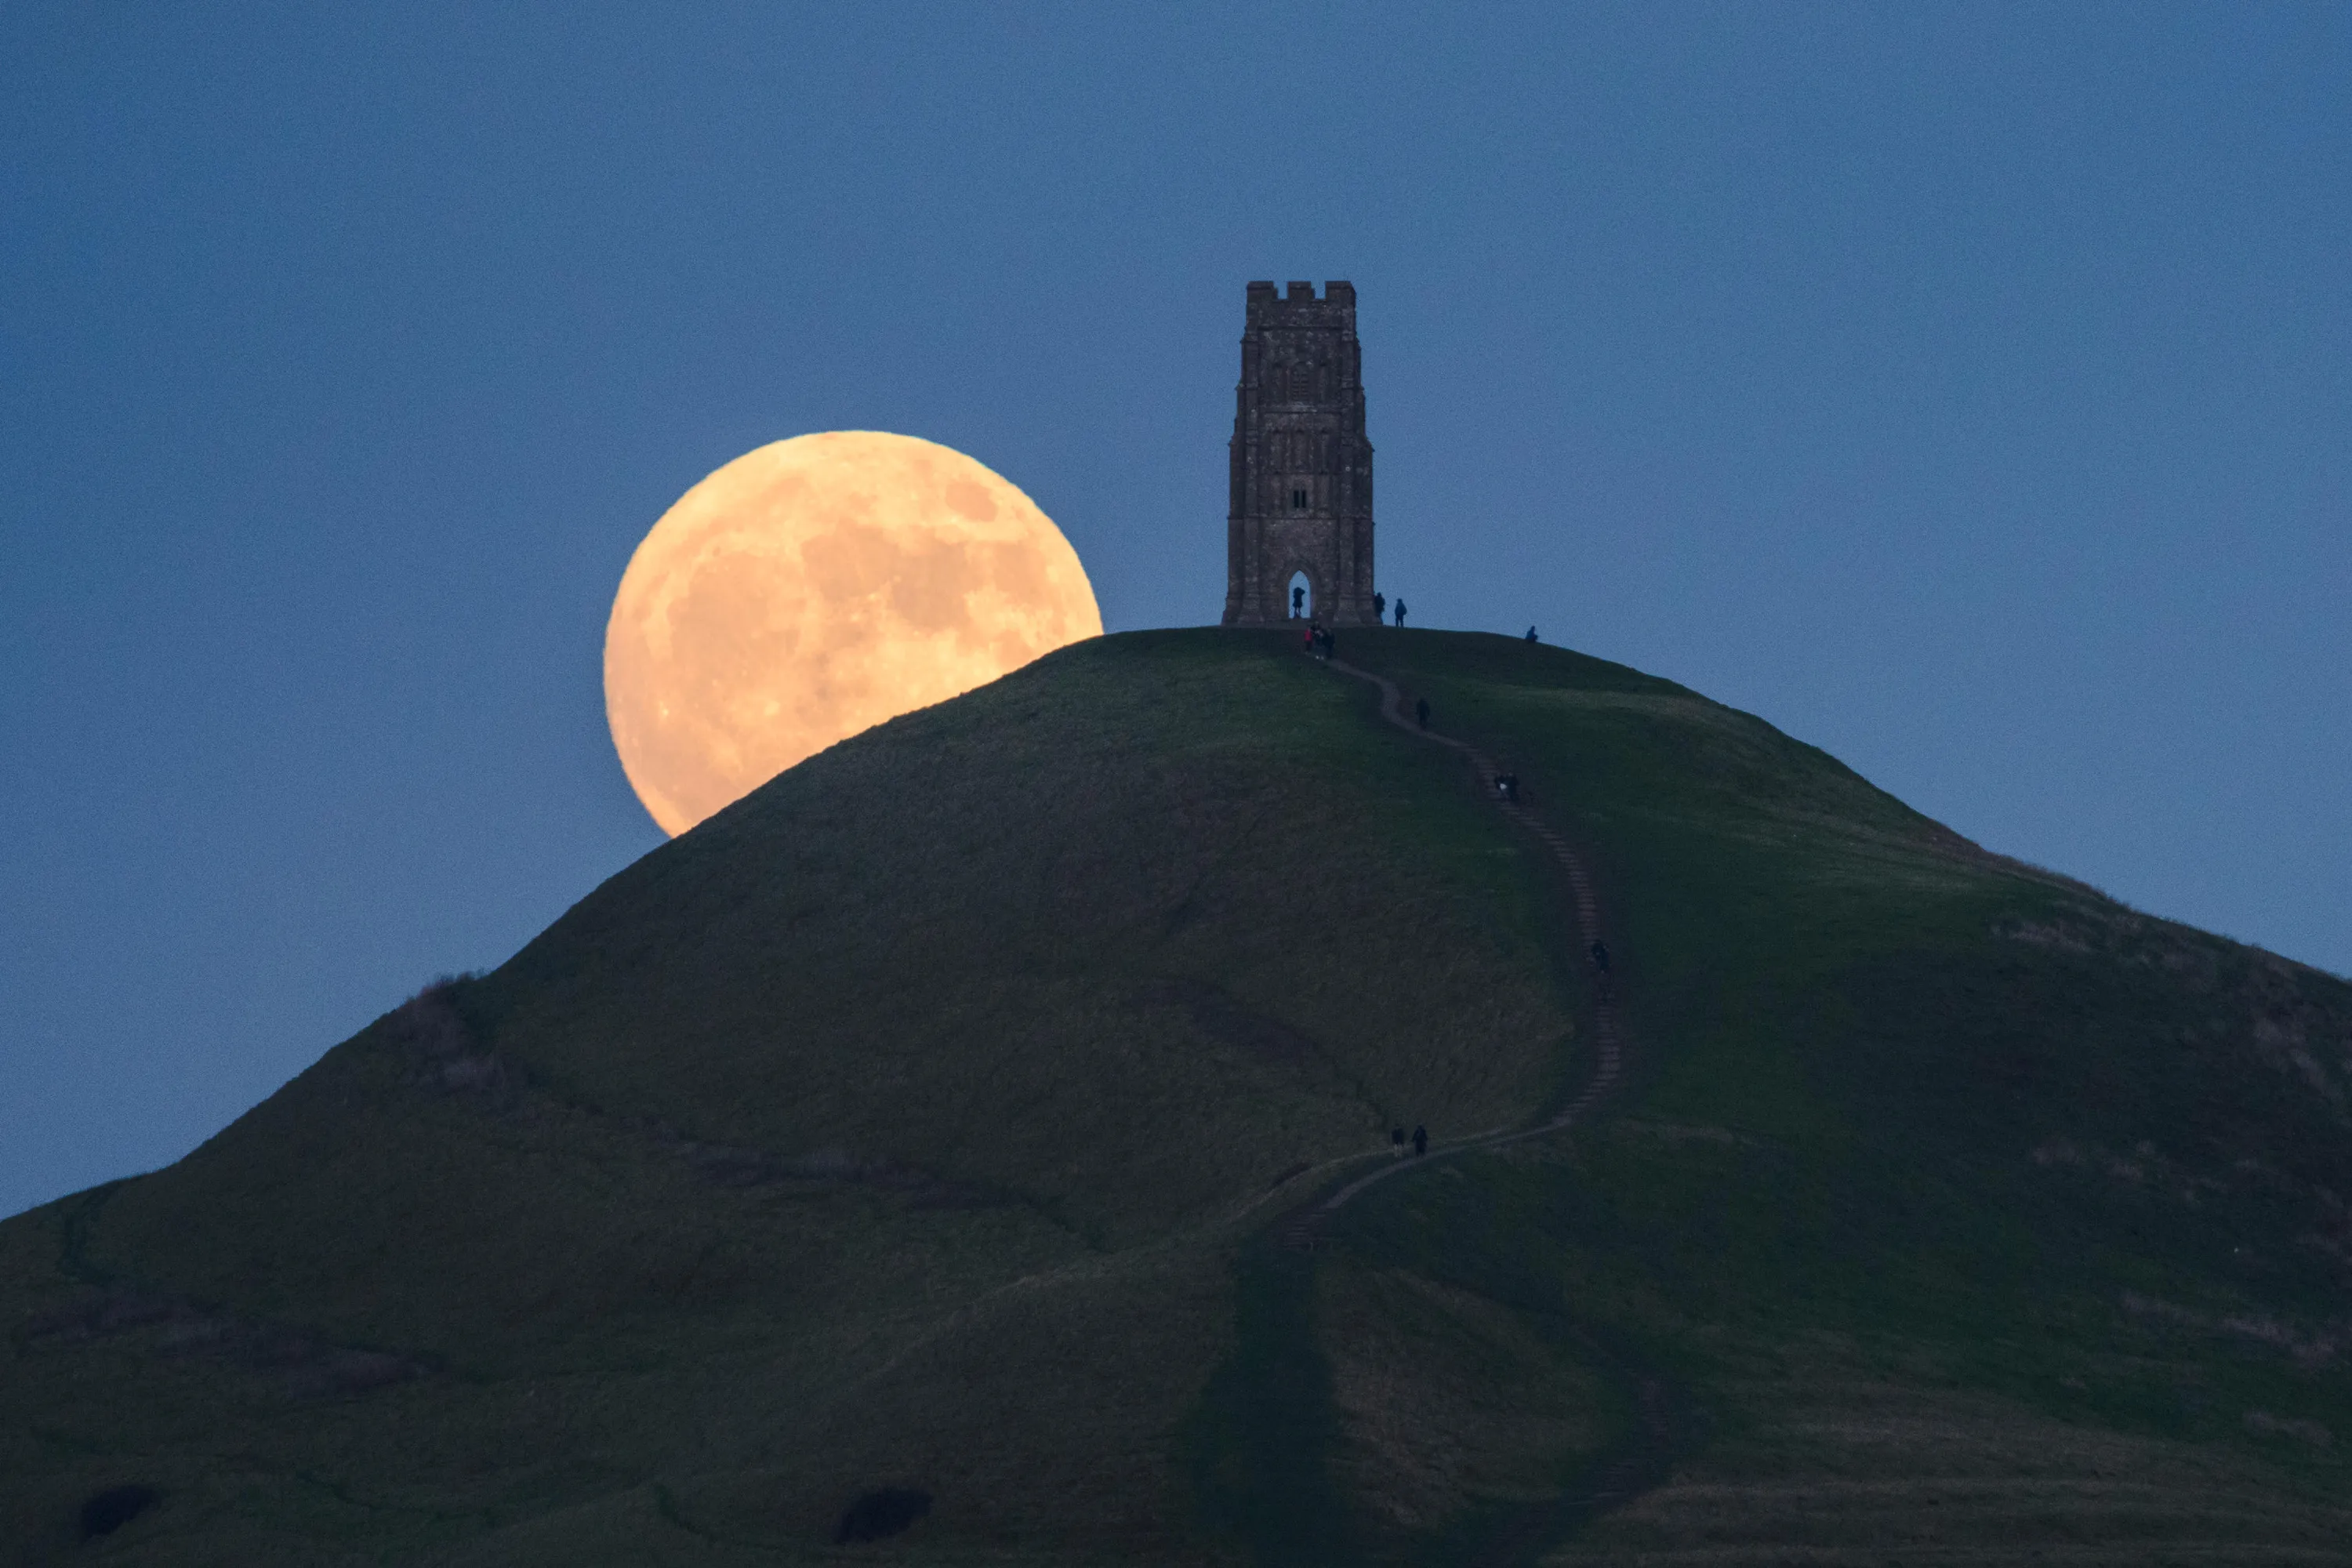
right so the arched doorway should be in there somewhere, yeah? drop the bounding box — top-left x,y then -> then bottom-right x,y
1286,569 -> 1312,619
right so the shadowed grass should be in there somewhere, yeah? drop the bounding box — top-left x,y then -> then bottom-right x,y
4,626 -> 2349,1564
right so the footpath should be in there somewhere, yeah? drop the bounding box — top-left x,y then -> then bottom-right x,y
1280,652 -> 1683,1560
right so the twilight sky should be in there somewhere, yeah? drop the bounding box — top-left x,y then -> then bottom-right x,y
4,2 -> 2347,1218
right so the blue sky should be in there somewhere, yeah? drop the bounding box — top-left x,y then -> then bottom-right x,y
4,2 -> 2347,1218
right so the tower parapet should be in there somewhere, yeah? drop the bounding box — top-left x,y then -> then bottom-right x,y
1222,280 -> 1376,626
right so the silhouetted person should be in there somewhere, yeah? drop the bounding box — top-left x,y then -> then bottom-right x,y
1322,630 -> 1337,661
1374,591 -> 1386,619
1301,625 -> 1315,654
1292,584 -> 1305,617
1392,1127 -> 1406,1150
1589,939 -> 1610,974
1394,599 -> 1407,626
1412,1124 -> 1428,1156
1526,626 -> 1538,643
1415,697 -> 1430,729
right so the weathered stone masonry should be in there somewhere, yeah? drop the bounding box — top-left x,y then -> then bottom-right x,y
1221,280 -> 1377,626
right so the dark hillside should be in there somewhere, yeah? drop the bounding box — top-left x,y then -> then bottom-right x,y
5,627 -> 2350,1565
1,630 -> 1578,1565
1341,630 -> 2352,1562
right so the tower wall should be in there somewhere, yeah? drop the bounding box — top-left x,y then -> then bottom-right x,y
1221,280 -> 1377,626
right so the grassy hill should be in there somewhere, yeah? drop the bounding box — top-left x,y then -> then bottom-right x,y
6,627 -> 2350,1566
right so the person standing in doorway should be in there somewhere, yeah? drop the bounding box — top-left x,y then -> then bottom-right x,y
1291,583 -> 1305,618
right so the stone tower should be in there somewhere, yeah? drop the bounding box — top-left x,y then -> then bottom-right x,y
1221,280 -> 1377,626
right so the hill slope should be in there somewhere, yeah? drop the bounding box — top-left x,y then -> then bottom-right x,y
6,627 -> 2350,1566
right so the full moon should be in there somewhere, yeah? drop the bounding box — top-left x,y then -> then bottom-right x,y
604,431 -> 1102,836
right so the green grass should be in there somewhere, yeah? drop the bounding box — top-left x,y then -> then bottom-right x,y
5,626 -> 2350,1564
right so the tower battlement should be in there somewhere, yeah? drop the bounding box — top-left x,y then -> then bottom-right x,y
1243,279 -> 1357,320
1223,281 -> 1375,626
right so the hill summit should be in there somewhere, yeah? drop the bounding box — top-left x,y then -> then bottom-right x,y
7,628 -> 2351,1566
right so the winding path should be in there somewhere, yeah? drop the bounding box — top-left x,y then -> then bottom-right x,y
1277,651 -> 1683,1561
1279,657 -> 1624,1241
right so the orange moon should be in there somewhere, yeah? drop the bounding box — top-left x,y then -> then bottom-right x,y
604,431 -> 1102,836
